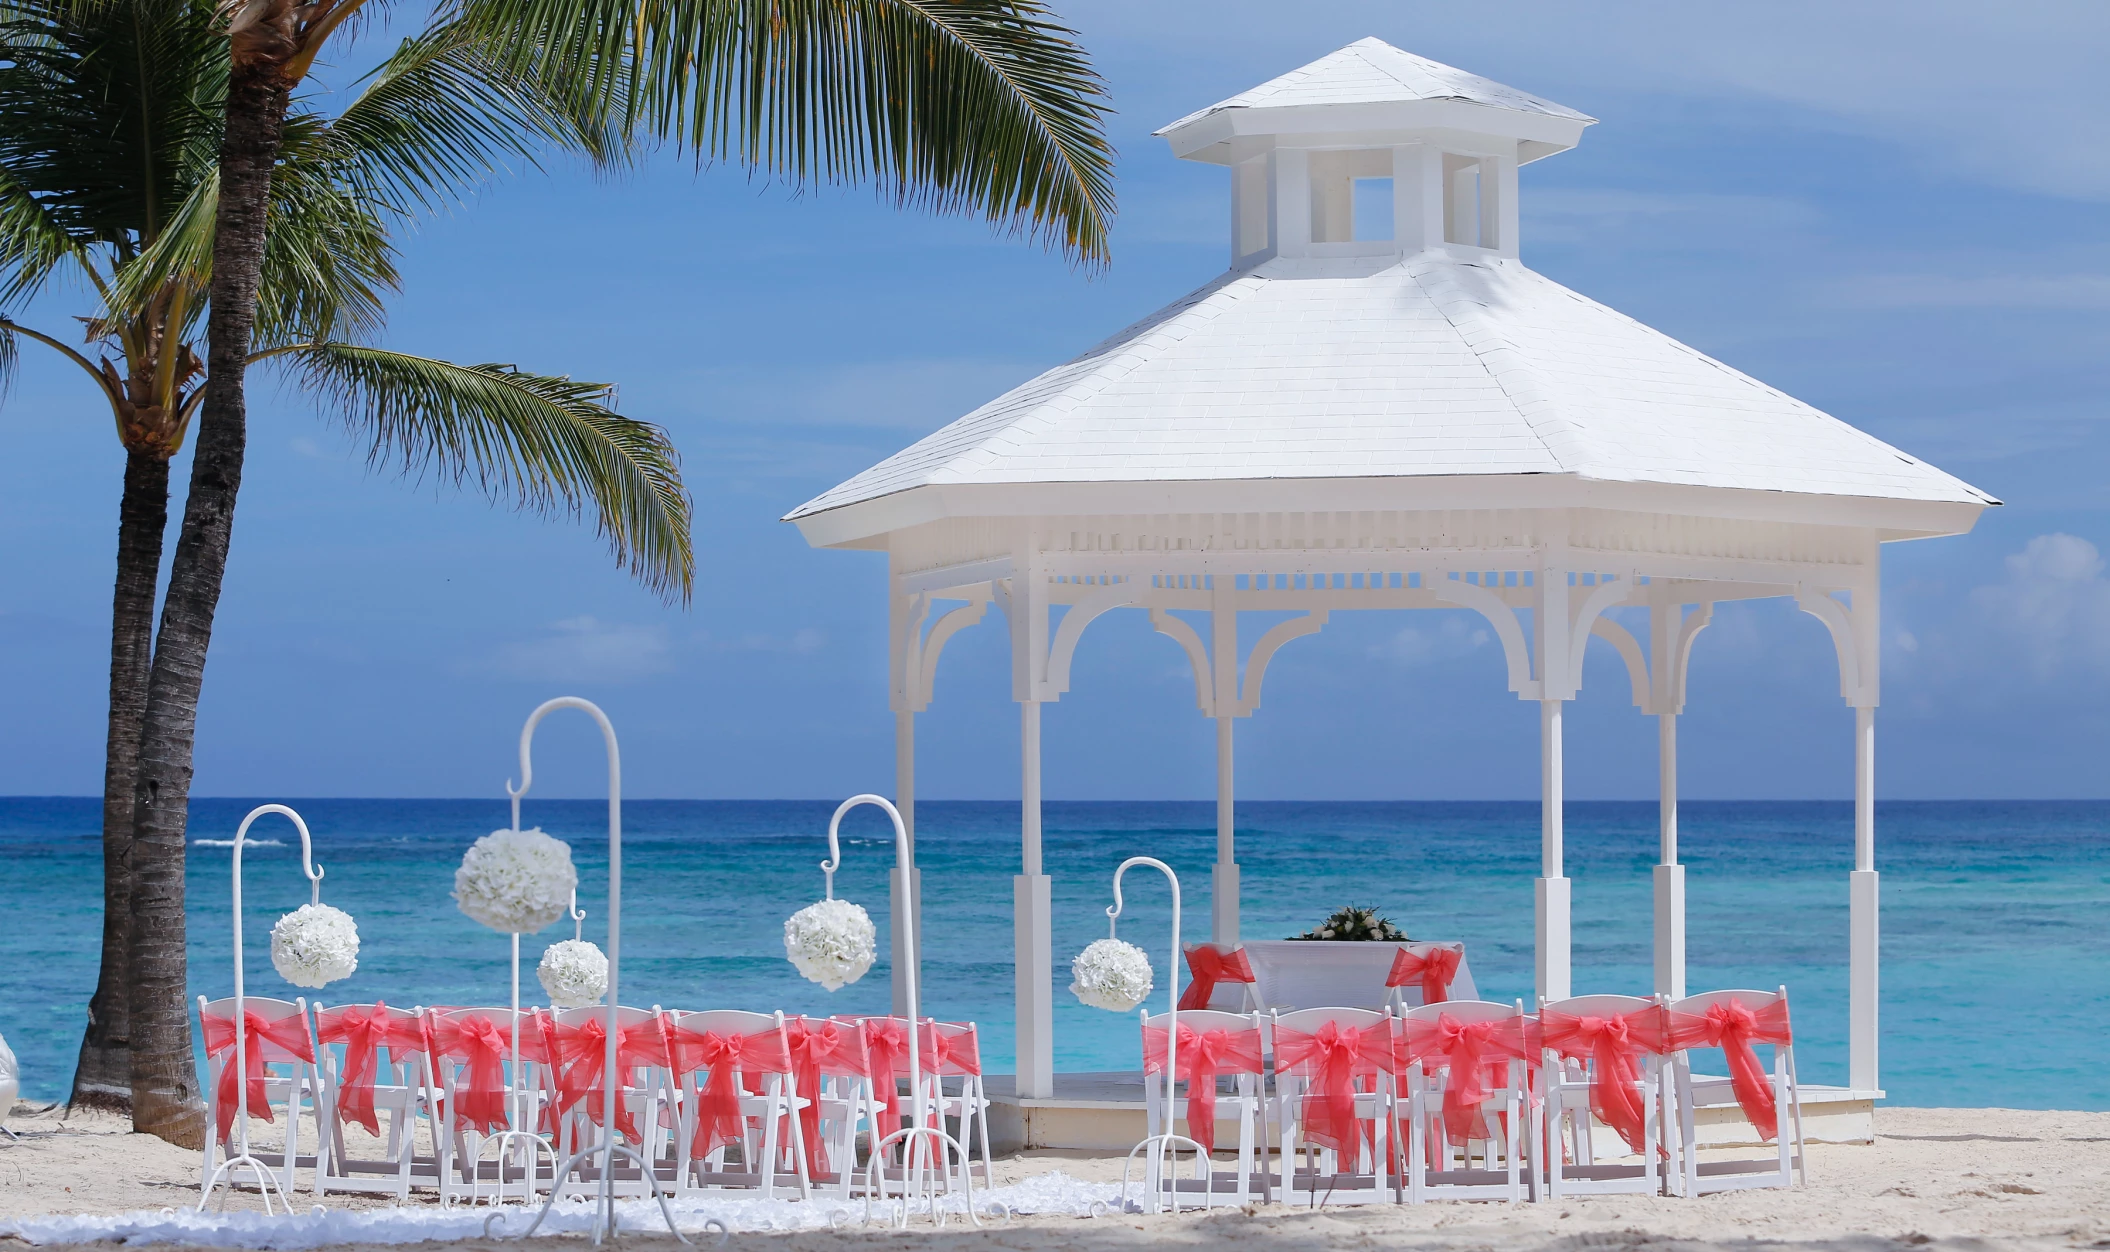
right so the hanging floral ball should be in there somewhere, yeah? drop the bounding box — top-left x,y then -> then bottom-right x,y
453,828 -> 578,934
1070,938 -> 1153,1012
537,939 -> 609,1009
784,898 -> 877,991
270,903 -> 360,989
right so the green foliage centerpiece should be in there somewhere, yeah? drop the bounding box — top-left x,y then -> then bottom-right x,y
1289,905 -> 1408,941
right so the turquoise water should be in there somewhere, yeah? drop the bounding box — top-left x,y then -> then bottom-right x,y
2,798 -> 2104,1108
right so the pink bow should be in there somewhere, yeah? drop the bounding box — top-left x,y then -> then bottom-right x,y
860,1018 -> 913,1126
1540,1006 -> 1668,1154
1385,946 -> 1462,1006
785,1018 -> 865,1178
1400,1013 -> 1538,1146
1273,1019 -> 1389,1154
1141,1023 -> 1264,1155
428,1015 -> 512,1134
553,1016 -> 665,1142
920,1023 -> 982,1077
666,1023 -> 789,1160
315,1003 -> 421,1136
200,1008 -> 315,1144
1668,999 -> 1792,1141
1177,947 -> 1256,1012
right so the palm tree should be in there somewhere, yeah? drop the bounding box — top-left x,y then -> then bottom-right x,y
0,0 -> 691,1132
120,0 -> 1112,1144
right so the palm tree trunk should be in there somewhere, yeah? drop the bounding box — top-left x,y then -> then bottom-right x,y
127,55 -> 292,1149
69,449 -> 170,1113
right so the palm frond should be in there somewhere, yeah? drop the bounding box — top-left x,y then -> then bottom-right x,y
0,163 -> 80,305
285,342 -> 693,601
326,19 -> 627,218
465,0 -> 1116,266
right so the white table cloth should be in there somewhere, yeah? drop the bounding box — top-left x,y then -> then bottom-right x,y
1207,940 -> 1478,1012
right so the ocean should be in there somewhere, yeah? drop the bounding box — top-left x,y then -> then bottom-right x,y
2,798 -> 2104,1109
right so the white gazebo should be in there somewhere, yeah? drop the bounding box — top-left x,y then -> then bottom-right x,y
785,38 -> 1994,1143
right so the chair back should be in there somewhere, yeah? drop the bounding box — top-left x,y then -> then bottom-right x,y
664,1009 -> 791,1081
1138,1009 -> 1265,1077
919,1020 -> 983,1078
1668,987 -> 1788,1021
1180,943 -> 1263,1011
198,996 -> 312,1063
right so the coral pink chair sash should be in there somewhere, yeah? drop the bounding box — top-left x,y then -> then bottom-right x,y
785,1018 -> 864,1177
200,1008 -> 315,1144
429,1014 -> 513,1134
665,1021 -> 789,1160
553,1016 -> 671,1142
1668,1000 -> 1792,1140
860,1018 -> 915,1125
1399,1013 -> 1539,1146
920,1023 -> 982,1078
315,1003 -> 422,1136
1384,946 -> 1462,1006
1141,1023 -> 1264,1155
1177,947 -> 1256,1012
1539,1006 -> 1668,1154
1272,1020 -> 1390,1154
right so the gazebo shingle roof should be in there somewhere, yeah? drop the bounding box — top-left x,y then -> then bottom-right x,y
1155,37 -> 1596,136
786,250 -> 1996,521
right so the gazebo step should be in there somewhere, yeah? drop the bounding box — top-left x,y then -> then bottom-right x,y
982,1072 -> 1877,1154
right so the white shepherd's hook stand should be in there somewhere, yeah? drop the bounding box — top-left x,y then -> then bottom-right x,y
462,887 -> 569,1208
829,796 -> 980,1229
502,698 -> 688,1247
1107,856 -> 1212,1214
197,804 -> 325,1214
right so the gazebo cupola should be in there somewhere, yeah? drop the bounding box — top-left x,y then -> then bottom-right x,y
1155,37 -> 1594,264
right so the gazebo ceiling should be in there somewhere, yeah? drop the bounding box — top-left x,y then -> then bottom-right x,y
786,249 -> 1995,549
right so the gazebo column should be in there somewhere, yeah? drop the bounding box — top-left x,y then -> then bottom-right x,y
1537,697 -> 1571,1002
1016,699 -> 1053,1097
1653,711 -> 1685,998
891,709 -> 921,1017
1213,714 -> 1238,943
1211,585 -> 1240,944
1851,703 -> 1878,1092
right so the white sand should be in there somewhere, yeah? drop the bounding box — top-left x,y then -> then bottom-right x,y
2,1102 -> 2105,1251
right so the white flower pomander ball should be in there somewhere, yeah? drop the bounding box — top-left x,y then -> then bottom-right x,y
537,939 -> 608,1009
454,827 -> 578,934
1070,938 -> 1153,1012
270,903 -> 360,989
784,898 -> 877,991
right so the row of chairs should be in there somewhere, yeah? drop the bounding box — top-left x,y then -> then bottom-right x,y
194,996 -> 994,1206
1137,987 -> 1803,1207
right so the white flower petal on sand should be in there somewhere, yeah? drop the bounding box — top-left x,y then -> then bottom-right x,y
784,898 -> 876,991
1070,937 -> 1153,1012
537,939 -> 608,1009
453,828 -> 578,934
269,903 -> 359,989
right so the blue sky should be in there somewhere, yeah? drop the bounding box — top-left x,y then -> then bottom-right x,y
2,1 -> 2106,802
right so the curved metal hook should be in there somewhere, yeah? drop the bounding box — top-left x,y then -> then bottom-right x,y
235,802 -> 325,905
569,889 -> 586,943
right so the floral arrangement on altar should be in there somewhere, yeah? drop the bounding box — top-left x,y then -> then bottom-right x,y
1070,937 -> 1153,1011
270,903 -> 360,988
538,938 -> 609,1008
1289,904 -> 1407,941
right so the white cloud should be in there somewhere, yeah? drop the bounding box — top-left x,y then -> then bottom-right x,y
483,617 -> 673,683
1969,533 -> 2110,679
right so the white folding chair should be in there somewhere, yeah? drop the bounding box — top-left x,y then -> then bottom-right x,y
1270,1007 -> 1393,1206
426,1007 -> 568,1204
791,1016 -> 874,1199
1139,1008 -> 1271,1205
546,1006 -> 677,1198
663,1009 -> 809,1200
1396,999 -> 1538,1204
1538,994 -> 1671,1198
919,1020 -> 997,1192
1181,944 -> 1267,1011
1665,987 -> 1804,1195
196,995 -> 320,1200
312,1002 -> 442,1200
